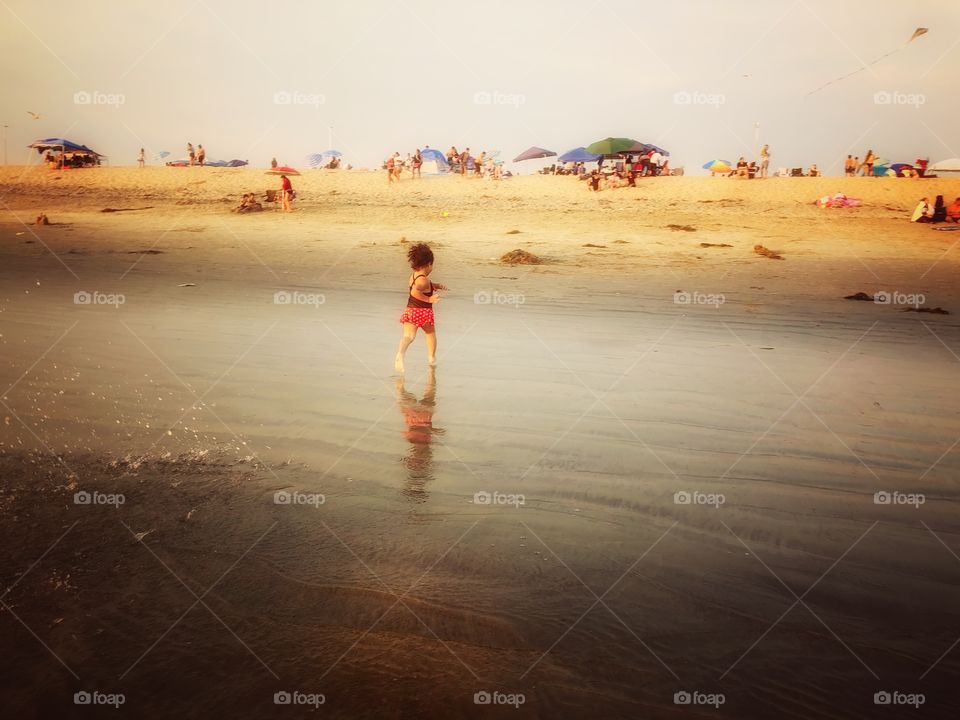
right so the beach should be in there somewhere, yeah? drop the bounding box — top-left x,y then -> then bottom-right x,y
2,167 -> 960,719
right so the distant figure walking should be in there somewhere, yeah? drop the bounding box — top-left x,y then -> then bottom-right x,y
395,243 -> 447,374
759,144 -> 770,178
187,143 -> 195,166
197,144 -> 206,167
137,148 -> 145,168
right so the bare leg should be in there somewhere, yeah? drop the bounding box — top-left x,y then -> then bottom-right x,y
395,323 -> 417,373
422,324 -> 437,365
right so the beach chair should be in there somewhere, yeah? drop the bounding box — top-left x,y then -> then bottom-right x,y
790,168 -> 803,177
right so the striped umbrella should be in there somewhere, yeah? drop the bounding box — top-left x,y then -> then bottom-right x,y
306,153 -> 325,168
703,159 -> 732,173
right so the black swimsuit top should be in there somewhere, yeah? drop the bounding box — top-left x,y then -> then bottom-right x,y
407,274 -> 433,308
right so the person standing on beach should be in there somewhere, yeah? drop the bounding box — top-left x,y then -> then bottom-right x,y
412,149 -> 422,178
197,145 -> 206,167
862,149 -> 875,177
137,148 -> 145,168
395,243 -> 447,374
271,157 -> 278,169
759,144 -> 770,178
460,148 -> 470,176
280,173 -> 293,211
844,155 -> 856,176
187,143 -> 195,166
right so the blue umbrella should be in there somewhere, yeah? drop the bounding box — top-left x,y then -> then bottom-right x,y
306,153 -> 324,168
322,149 -> 342,157
559,147 -> 601,163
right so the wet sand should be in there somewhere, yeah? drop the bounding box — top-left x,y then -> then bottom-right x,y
2,169 -> 960,718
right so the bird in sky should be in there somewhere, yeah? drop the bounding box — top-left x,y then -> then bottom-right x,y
27,111 -> 40,120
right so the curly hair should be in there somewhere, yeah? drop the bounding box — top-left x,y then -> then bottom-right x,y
406,242 -> 434,269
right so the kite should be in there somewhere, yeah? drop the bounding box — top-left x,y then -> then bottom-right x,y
807,27 -> 928,96
27,111 -> 40,120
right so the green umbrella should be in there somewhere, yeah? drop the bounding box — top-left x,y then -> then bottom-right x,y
586,137 -> 640,156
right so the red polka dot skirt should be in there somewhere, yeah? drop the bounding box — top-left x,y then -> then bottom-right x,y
399,306 -> 435,327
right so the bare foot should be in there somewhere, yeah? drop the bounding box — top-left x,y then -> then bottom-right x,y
394,353 -> 405,374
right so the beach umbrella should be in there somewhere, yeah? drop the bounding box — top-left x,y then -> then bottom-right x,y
559,147 -> 601,163
624,141 -> 671,157
266,166 -> 300,176
322,149 -> 342,157
305,153 -> 325,168
890,163 -> 914,175
154,150 -> 170,161
703,159 -> 732,173
872,158 -> 892,176
929,158 -> 960,174
513,146 -> 556,162
586,137 -> 639,156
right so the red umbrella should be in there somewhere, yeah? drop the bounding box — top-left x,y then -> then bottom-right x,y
265,166 -> 301,176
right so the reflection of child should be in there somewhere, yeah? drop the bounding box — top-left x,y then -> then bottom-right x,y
396,369 -> 443,502
395,243 -> 448,374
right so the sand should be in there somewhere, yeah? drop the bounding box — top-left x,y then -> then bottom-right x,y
1,166 -> 960,719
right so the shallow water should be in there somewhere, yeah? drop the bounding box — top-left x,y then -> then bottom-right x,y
3,233 -> 960,718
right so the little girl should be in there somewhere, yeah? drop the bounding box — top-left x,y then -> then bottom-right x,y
395,243 -> 447,373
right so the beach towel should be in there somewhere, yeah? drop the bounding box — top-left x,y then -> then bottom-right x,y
816,193 -> 862,208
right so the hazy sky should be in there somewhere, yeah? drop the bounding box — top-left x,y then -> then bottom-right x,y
1,0 -> 958,174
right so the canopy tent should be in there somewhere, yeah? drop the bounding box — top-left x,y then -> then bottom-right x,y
420,148 -> 449,175
29,137 -> 103,168
558,147 -> 601,163
929,158 -> 960,174
29,138 -> 103,156
513,146 -> 556,162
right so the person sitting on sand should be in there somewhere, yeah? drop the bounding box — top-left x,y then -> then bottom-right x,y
235,193 -> 263,213
588,170 -> 602,191
280,174 -> 294,211
931,195 -> 947,223
808,164 -> 820,177
395,242 -> 448,373
947,197 -> 960,223
911,197 -> 931,223
735,157 -> 748,177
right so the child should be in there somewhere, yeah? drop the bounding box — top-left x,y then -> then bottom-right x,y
395,243 -> 448,373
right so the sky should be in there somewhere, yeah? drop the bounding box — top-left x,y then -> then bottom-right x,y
1,0 -> 958,174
